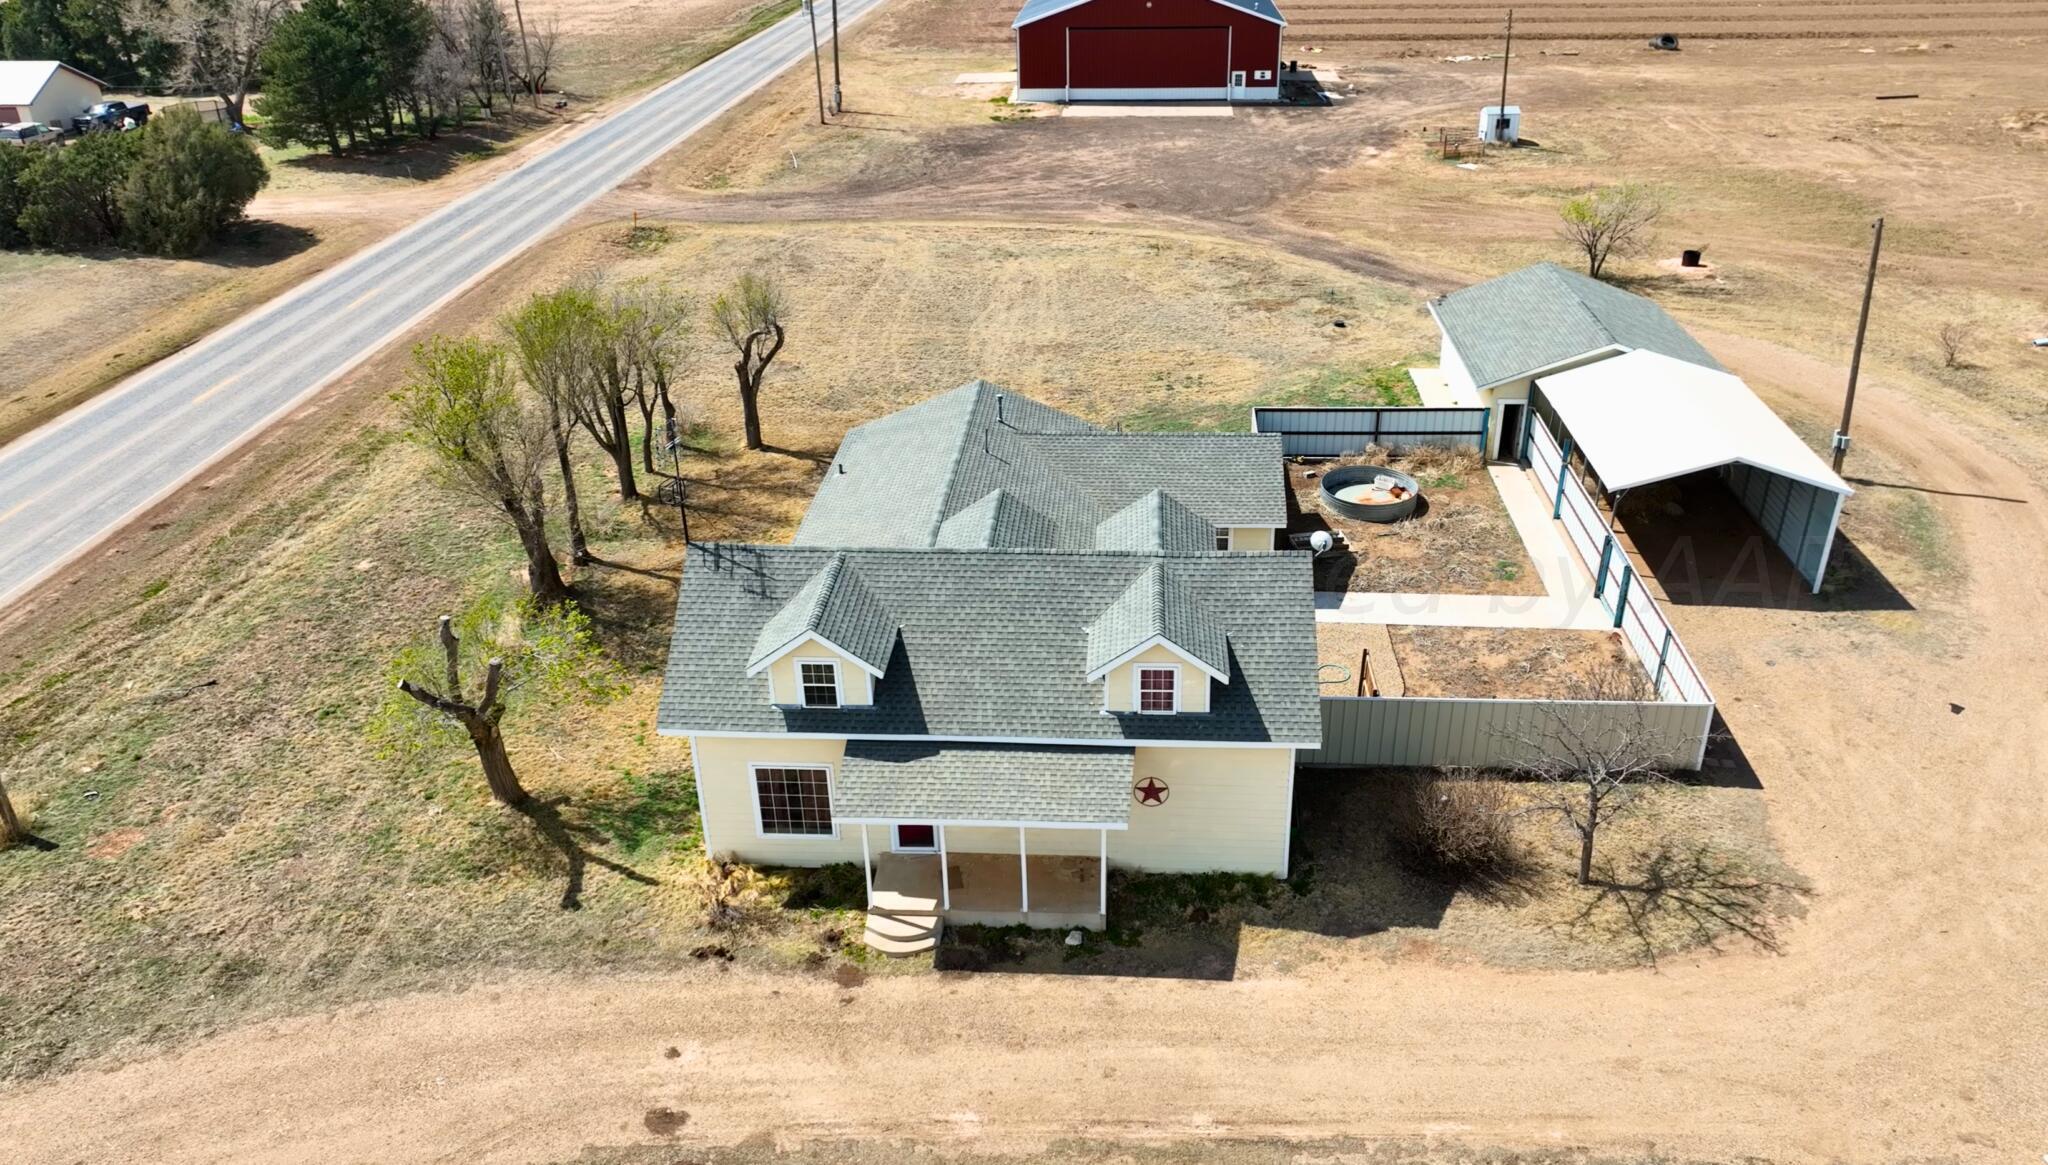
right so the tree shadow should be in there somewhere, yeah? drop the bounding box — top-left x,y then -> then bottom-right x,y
513,795 -> 661,911
3,833 -> 61,853
271,112 -> 548,183
757,442 -> 833,465
1568,842 -> 1809,968
573,565 -> 682,675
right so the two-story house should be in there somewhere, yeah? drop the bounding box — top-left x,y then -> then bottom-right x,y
658,381 -> 1321,952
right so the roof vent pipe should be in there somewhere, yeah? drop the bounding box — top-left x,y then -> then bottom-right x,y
996,393 -> 1005,425
836,462 -> 845,474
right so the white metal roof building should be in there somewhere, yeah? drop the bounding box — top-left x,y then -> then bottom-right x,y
1531,350 -> 1851,593
0,61 -> 105,126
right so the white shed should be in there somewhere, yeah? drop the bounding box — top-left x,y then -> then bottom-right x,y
0,61 -> 107,126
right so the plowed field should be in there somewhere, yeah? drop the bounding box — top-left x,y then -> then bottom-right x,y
1283,0 -> 2048,45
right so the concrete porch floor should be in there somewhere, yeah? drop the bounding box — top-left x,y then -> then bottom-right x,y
873,851 -> 1104,930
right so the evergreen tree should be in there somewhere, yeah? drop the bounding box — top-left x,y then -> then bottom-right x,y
15,131 -> 140,248
257,0 -> 372,154
348,0 -> 433,138
0,147 -> 33,250
120,106 -> 270,256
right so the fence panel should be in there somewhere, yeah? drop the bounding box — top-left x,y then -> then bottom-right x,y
1253,406 -> 1489,457
1526,414 -> 1714,706
1303,696 -> 1715,771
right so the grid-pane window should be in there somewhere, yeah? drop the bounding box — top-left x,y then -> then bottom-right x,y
755,767 -> 834,835
799,661 -> 839,707
1138,666 -> 1178,713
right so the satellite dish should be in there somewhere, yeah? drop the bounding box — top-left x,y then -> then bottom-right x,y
1308,530 -> 1334,555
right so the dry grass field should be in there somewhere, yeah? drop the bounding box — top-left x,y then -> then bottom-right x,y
1281,0 -> 2048,47
3,0 -> 2048,1161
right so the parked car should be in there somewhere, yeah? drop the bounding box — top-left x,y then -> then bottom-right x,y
0,121 -> 65,145
71,101 -> 151,133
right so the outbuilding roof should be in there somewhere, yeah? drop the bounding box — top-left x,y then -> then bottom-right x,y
1431,262 -> 1724,390
1012,0 -> 1286,28
835,741 -> 1133,825
1535,350 -> 1852,495
662,545 -> 1319,745
0,60 -> 105,105
794,381 -> 1286,548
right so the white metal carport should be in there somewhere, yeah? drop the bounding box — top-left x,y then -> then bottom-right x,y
1531,351 -> 1852,593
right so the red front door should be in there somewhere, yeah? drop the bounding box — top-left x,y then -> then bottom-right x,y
894,824 -> 937,851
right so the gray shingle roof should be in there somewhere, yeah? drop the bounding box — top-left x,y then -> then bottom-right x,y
1084,562 -> 1230,679
793,382 -> 1285,550
745,554 -> 896,674
935,489 -> 1060,549
1012,0 -> 1285,29
663,545 -> 1319,745
1432,262 -> 1725,390
1093,489 -> 1215,553
835,741 -> 1133,824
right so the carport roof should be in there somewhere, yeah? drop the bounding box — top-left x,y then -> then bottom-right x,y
1013,0 -> 1286,28
1535,350 -> 1852,495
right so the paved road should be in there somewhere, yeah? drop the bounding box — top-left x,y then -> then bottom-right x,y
0,0 -> 883,609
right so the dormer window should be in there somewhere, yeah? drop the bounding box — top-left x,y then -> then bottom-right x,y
799,661 -> 841,708
1214,528 -> 1230,551
1137,665 -> 1179,714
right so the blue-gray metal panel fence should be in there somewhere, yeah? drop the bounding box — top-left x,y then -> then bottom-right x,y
1303,696 -> 1715,770
1252,406 -> 1490,457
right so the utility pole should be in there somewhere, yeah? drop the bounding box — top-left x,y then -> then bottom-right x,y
806,0 -> 827,126
831,0 -> 843,114
1496,9 -> 1513,142
1832,216 -> 1884,473
511,0 -> 536,105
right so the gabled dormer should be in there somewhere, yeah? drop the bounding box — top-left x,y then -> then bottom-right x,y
1093,489 -> 1214,554
1084,562 -> 1229,714
746,555 -> 896,708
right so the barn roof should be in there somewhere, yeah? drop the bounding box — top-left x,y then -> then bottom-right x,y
1430,262 -> 1723,390
1013,0 -> 1286,29
0,61 -> 106,106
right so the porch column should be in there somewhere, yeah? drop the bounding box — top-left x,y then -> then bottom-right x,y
1018,826 -> 1030,913
1098,828 -> 1108,915
937,824 -> 950,910
860,824 -> 872,903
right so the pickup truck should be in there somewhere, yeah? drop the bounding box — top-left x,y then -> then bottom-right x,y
70,101 -> 151,133
0,121 -> 65,145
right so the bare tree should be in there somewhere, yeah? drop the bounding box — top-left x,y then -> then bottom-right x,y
1935,320 -> 1975,370
1506,662 -> 1679,885
398,615 -> 529,806
411,4 -> 471,138
459,0 -> 514,112
395,336 -> 570,603
712,273 -> 787,451
142,0 -> 297,127
1558,182 -> 1665,279
0,772 -> 27,849
516,14 -> 559,96
615,284 -> 692,484
504,288 -> 598,563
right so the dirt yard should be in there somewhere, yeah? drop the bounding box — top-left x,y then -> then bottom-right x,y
1314,620 -> 1402,697
1290,451 -> 1542,595
4,3 -> 2048,1163
1388,625 -> 1637,699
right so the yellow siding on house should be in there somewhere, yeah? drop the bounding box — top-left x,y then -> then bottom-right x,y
1103,643 -> 1212,714
764,636 -> 873,706
942,825 -> 1103,857
691,735 -> 864,865
1112,746 -> 1294,875
1225,527 -> 1275,551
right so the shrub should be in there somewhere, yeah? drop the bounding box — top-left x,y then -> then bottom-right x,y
0,145 -> 30,248
1387,770 -> 1526,884
120,107 -> 270,257
15,131 -> 140,248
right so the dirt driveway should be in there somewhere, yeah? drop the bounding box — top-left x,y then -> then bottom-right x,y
4,329 -> 2044,1164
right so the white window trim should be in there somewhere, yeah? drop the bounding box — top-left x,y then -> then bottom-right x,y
1134,663 -> 1180,715
749,762 -> 839,840
1214,527 -> 1231,551
795,657 -> 842,709
891,823 -> 940,854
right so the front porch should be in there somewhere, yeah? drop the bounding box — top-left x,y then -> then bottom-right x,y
872,849 -> 1106,930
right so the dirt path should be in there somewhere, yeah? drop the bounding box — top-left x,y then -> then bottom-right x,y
4,321 -> 2043,1163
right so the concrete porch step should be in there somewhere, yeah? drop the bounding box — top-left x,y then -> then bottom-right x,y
863,908 -> 942,956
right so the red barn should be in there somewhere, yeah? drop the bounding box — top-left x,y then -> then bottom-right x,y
1012,0 -> 1287,103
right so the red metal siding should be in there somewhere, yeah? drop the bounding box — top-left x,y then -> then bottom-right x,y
1070,26 -> 1228,89
1017,0 -> 1282,92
